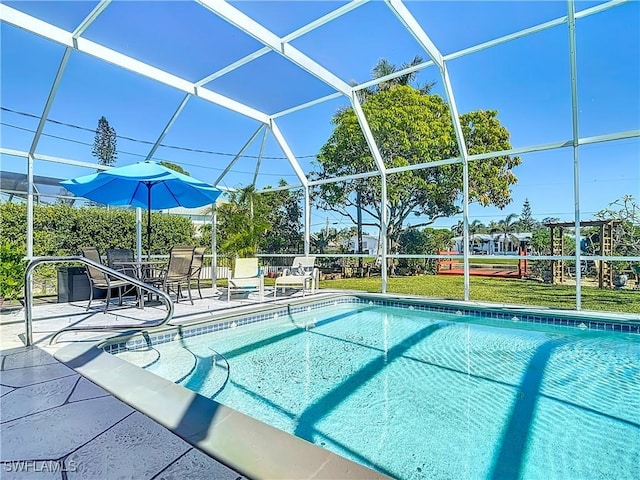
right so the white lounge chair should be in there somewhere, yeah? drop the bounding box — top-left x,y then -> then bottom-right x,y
274,257 -> 319,298
227,258 -> 264,302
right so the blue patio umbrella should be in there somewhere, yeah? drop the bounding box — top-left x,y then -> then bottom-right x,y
61,161 -> 221,257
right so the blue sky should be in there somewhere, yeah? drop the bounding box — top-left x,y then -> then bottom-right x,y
1,0 -> 638,233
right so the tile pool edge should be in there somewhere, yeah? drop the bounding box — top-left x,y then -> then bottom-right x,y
53,341 -> 390,480
105,293 -> 640,354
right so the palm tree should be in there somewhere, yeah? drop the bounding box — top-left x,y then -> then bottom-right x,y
450,219 -> 485,237
451,220 -> 464,236
469,220 -> 486,235
490,213 -> 519,253
311,228 -> 340,254
356,56 -> 436,102
219,186 -> 271,257
468,220 -> 487,251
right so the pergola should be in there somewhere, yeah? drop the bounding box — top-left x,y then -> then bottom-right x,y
1,0 -> 638,311
545,219 -> 620,288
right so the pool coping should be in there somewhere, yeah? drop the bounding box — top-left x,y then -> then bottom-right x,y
54,292 -> 639,479
54,339 -> 390,480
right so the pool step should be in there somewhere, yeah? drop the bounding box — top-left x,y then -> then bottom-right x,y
115,347 -> 160,369
179,347 -> 230,398
145,344 -> 197,384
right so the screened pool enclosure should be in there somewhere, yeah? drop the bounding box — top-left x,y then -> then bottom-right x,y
1,1 -> 638,313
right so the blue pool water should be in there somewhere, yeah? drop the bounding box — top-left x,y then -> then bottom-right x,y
116,303 -> 640,479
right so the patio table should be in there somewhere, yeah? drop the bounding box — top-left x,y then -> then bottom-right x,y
113,260 -> 167,307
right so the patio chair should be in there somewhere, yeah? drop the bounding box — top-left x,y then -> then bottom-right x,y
188,247 -> 207,299
227,258 -> 264,302
274,256 -> 319,298
150,246 -> 195,304
106,248 -> 138,279
80,247 -> 135,313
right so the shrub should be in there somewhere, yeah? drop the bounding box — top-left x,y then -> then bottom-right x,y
0,203 -> 195,256
1,202 -> 195,296
0,240 -> 27,301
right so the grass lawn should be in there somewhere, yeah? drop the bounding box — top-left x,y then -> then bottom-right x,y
467,257 -> 519,265
317,275 -> 640,315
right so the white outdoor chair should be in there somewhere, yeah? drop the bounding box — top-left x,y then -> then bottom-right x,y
274,257 -> 319,298
227,258 -> 264,302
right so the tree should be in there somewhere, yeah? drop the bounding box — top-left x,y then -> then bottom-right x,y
160,161 -> 189,176
215,182 -> 303,257
469,220 -> 487,235
518,198 -> 537,231
398,227 -> 453,273
311,228 -> 340,254
313,83 -> 521,257
595,195 -> 640,259
490,213 -> 519,249
397,227 -> 429,271
91,116 -> 117,167
217,186 -> 270,257
451,220 -> 464,236
356,56 -> 435,101
259,182 -> 303,254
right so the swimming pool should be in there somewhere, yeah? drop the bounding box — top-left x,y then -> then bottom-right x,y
112,297 -> 640,479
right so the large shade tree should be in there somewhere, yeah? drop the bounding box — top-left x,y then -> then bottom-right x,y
259,182 -> 303,254
313,60 -> 521,251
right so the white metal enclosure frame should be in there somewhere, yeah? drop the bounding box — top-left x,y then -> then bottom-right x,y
1,0 -> 638,310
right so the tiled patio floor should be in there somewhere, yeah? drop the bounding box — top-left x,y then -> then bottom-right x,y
0,346 -> 246,479
0,287 -> 313,479
0,286 -> 299,350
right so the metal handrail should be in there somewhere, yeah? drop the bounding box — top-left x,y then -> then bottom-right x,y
24,256 -> 174,346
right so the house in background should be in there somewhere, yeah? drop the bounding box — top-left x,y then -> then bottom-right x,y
451,232 -> 532,255
162,205 -> 213,237
347,234 -> 380,255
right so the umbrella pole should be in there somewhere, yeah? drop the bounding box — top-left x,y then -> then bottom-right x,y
147,184 -> 152,260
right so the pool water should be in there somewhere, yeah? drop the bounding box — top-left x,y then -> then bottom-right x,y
116,304 -> 640,479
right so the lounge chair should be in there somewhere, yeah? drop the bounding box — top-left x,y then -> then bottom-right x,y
274,256 -> 318,298
80,247 -> 136,313
227,258 -> 264,302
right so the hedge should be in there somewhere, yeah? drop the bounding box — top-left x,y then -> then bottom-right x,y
1,202 -> 196,256
0,202 -> 201,300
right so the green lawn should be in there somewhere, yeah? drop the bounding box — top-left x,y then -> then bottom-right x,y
17,276 -> 635,316
317,275 -> 640,314
467,257 -> 519,265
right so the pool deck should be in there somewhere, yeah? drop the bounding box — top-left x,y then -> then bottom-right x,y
1,286 -> 290,350
0,287 -> 266,479
0,345 -> 246,479
1,287 -> 385,480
